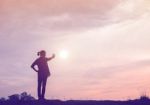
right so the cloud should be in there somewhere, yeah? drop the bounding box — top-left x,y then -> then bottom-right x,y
108,0 -> 150,22
80,59 -> 150,100
0,0 -> 120,14
84,59 -> 150,79
0,0 -> 150,100
0,0 -> 121,38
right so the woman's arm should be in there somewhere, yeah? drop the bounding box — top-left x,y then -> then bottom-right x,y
31,60 -> 38,72
47,54 -> 55,61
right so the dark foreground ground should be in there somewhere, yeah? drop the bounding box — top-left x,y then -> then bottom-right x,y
0,99 -> 150,105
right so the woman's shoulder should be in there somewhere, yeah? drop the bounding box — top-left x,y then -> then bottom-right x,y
35,57 -> 41,62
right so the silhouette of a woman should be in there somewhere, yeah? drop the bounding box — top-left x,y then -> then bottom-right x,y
31,50 -> 55,100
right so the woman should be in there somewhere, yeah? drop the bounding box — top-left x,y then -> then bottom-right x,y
31,50 -> 55,100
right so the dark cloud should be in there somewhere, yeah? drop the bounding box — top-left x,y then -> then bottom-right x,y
0,0 -> 121,36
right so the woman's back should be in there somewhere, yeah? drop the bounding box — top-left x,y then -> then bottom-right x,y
36,57 -> 50,77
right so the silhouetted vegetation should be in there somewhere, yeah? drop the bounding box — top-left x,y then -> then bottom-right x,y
0,93 -> 150,105
0,98 -> 6,102
0,92 -> 35,102
139,94 -> 150,101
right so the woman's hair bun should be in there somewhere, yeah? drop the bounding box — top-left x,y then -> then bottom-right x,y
37,52 -> 40,56
37,50 -> 46,56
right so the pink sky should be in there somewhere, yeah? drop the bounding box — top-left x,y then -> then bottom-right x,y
0,0 -> 150,100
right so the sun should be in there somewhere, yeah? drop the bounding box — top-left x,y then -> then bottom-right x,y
59,49 -> 69,59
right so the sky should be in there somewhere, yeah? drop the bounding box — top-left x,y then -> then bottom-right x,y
0,0 -> 150,100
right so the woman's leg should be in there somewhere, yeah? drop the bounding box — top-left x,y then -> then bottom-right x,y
41,77 -> 48,99
38,76 -> 42,99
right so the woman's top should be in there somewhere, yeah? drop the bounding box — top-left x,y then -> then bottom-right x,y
32,57 -> 50,78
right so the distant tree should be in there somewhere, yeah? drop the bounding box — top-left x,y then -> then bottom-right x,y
8,94 -> 20,101
140,95 -> 150,101
8,92 -> 35,101
0,97 -> 6,102
20,92 -> 27,101
20,92 -> 35,101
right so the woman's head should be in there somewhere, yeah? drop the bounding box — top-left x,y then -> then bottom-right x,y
37,50 -> 46,57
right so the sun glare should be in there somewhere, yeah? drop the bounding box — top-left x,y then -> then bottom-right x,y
59,49 -> 69,59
